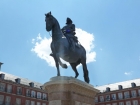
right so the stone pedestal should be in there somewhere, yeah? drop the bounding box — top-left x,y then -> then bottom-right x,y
43,76 -> 99,105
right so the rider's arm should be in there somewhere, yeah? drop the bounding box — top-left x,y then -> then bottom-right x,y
70,24 -> 75,32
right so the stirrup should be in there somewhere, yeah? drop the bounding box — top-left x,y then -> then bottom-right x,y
50,53 -> 54,57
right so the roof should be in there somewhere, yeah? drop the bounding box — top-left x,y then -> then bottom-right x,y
95,78 -> 140,92
0,71 -> 43,89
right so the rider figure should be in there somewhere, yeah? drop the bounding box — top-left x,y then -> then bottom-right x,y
61,18 -> 78,50
50,18 -> 79,56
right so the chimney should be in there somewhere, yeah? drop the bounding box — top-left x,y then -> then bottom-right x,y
29,82 -> 34,87
0,73 -> 5,79
131,82 -> 136,87
106,87 -> 110,92
40,86 -> 43,89
118,85 -> 123,90
15,78 -> 21,84
0,62 -> 3,70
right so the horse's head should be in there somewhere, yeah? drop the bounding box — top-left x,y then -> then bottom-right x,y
45,12 -> 54,31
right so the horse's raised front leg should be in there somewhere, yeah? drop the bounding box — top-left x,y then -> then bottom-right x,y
55,53 -> 68,69
50,54 -> 60,76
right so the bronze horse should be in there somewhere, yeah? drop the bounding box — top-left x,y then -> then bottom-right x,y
45,12 -> 90,83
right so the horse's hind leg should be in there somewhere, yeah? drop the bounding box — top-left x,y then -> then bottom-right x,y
81,62 -> 90,83
70,63 -> 79,78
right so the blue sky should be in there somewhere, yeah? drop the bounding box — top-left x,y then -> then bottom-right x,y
0,0 -> 140,86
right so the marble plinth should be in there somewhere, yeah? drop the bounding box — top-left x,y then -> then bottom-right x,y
43,76 -> 99,105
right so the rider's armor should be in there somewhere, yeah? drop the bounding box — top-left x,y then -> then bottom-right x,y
62,18 -> 79,50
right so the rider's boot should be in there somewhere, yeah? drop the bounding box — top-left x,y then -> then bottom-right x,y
50,53 -> 54,57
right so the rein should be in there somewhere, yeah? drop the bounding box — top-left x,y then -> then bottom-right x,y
49,31 -> 52,37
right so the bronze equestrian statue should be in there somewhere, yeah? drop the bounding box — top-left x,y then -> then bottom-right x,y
45,12 -> 90,83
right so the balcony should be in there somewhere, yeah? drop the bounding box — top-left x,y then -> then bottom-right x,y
124,95 -> 130,99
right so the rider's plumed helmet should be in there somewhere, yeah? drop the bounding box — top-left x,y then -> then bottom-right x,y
66,17 -> 73,24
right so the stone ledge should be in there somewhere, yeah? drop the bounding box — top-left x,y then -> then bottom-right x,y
43,76 -> 99,93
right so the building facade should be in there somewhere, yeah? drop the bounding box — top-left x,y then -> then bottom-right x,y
95,79 -> 140,105
0,72 -> 48,105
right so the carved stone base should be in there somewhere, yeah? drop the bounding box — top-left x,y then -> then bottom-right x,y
43,76 -> 99,105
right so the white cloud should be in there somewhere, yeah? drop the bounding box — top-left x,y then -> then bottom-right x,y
31,28 -> 96,67
124,71 -> 133,76
31,39 -> 35,44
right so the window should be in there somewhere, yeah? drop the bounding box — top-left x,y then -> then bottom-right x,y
26,89 -> 30,96
31,90 -> 36,98
31,101 -> 35,105
112,103 -> 117,105
17,87 -> 22,95
106,95 -> 110,101
118,93 -> 123,99
138,89 -> 140,96
0,83 -> 5,91
37,92 -> 41,99
111,94 -> 116,100
5,96 -> 11,105
126,101 -> 131,105
95,97 -> 98,102
100,96 -> 104,102
0,95 -> 4,104
106,104 -> 110,105
16,98 -> 21,105
7,84 -> 12,93
42,103 -> 46,105
43,93 -> 47,100
133,100 -> 138,105
25,100 -> 30,105
131,90 -> 136,97
119,102 -> 124,105
37,102 -> 41,105
124,91 -> 130,98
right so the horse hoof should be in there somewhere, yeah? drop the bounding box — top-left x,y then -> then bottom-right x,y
62,64 -> 67,69
75,73 -> 79,78
57,74 -> 60,76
